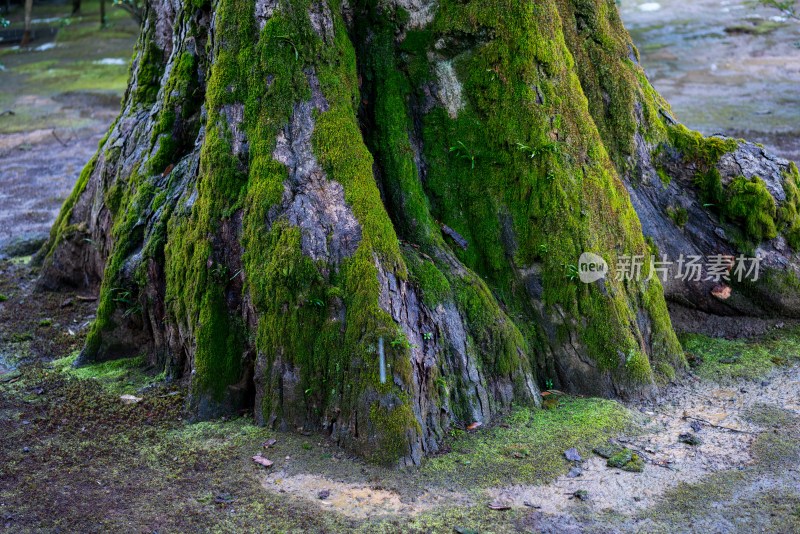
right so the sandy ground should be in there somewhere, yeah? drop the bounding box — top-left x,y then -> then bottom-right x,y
0,2 -> 136,257
0,124 -> 110,257
255,363 -> 800,524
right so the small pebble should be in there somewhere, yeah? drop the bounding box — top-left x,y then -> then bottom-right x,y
567,466 -> 583,478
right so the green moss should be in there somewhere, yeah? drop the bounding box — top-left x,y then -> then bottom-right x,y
680,330 -> 800,383
404,249 -> 451,307
666,206 -> 688,228
726,175 -> 778,243
657,166 -> 671,186
133,38 -> 165,106
369,402 -> 421,464
647,470 -> 747,525
744,403 -> 798,429
778,162 -> 800,249
751,430 -> 800,472
669,125 -> 739,165
147,51 -> 201,175
421,397 -> 633,487
51,352 -> 157,395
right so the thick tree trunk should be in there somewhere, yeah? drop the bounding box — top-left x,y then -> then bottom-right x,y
36,0 -> 800,465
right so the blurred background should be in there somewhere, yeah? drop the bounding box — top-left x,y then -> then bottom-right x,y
0,0 -> 798,257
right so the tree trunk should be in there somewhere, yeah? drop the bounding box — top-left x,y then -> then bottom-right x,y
36,0 -> 800,465
20,0 -> 32,45
72,0 -> 81,16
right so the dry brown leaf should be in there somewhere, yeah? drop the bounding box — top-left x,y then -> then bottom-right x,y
252,455 -> 273,468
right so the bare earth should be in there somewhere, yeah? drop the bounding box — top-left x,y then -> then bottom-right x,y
621,0 -> 800,163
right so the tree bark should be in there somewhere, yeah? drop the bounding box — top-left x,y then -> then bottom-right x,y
21,0 -> 32,45
36,0 -> 800,465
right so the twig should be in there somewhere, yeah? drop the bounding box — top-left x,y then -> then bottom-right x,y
51,129 -> 68,147
681,414 -> 755,435
649,407 -> 755,434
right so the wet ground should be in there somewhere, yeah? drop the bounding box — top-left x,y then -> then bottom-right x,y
0,0 -> 137,257
621,0 -> 800,163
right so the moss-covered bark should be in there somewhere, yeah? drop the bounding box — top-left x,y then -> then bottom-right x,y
37,0 -> 800,464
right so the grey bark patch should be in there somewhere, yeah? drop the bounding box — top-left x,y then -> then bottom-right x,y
433,60 -> 465,119
375,251 -> 540,465
270,71 -> 360,264
440,224 -> 468,250
220,103 -> 248,161
150,0 -> 177,56
719,142 -> 789,202
393,0 -> 436,28
255,0 -> 278,31
308,1 -> 334,43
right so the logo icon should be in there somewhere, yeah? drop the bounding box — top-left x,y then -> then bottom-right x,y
578,253 -> 608,284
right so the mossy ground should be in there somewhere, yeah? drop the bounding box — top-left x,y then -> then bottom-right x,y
421,397 -> 634,487
0,0 -> 137,134
680,327 -> 800,383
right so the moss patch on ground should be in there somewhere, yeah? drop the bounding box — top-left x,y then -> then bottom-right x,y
680,329 -> 800,383
12,59 -> 129,94
51,352 -> 160,395
421,397 -> 634,487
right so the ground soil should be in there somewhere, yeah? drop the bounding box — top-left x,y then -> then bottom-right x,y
621,0 -> 800,163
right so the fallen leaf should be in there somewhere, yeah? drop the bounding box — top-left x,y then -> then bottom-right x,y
120,394 -> 142,405
263,438 -> 278,448
711,284 -> 732,300
466,422 -> 482,431
252,455 -> 273,468
488,502 -> 511,511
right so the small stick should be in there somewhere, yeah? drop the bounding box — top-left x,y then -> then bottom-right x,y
681,414 -> 754,435
51,129 -> 68,147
